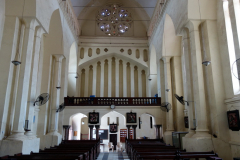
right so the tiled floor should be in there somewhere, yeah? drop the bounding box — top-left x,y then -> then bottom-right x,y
97,151 -> 130,160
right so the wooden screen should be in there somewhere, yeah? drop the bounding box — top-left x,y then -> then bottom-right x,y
120,129 -> 127,142
120,129 -> 133,142
129,129 -> 133,139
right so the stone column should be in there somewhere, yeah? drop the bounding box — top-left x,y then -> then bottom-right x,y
126,125 -> 131,139
187,21 -> 210,138
163,57 -> 174,145
147,74 -> 151,97
154,125 -> 161,139
115,59 -> 120,97
172,57 -> 185,131
84,67 -> 89,97
123,62 -> 127,97
132,125 -> 137,140
130,64 -> 135,97
25,27 -> 44,138
138,68 -> 142,97
100,60 -> 104,97
0,17 -> 22,141
89,125 -> 94,140
63,125 -> 71,140
182,29 -> 195,137
32,106 -> 40,136
0,18 -> 41,157
9,18 -> 38,140
157,60 -> 162,98
95,125 -> 100,140
92,64 -> 97,96
49,55 -> 65,134
75,72 -> 80,97
108,58 -> 112,97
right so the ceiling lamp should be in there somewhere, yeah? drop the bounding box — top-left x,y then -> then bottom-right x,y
202,61 -> 211,66
96,4 -> 132,36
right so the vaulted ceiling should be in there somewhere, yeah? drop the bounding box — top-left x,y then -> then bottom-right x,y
70,0 -> 158,29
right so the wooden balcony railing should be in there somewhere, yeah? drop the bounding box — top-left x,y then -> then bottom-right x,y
64,97 -> 161,106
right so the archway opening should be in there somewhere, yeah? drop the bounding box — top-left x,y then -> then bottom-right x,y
99,111 -> 126,152
138,113 -> 156,139
69,113 -> 88,140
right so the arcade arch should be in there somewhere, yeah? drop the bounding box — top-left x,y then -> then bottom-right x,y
69,113 -> 88,140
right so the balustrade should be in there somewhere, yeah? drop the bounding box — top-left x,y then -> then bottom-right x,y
64,97 -> 161,106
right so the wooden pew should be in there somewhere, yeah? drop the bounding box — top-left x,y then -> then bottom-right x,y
135,151 -> 216,160
2,154 -> 83,160
136,153 -> 220,160
0,140 -> 99,160
126,139 -> 222,160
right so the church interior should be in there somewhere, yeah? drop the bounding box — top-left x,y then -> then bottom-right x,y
0,0 -> 240,159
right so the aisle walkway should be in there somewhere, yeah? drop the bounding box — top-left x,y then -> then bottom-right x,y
97,151 -> 130,160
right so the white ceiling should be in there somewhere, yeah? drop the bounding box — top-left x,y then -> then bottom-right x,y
70,0 -> 158,19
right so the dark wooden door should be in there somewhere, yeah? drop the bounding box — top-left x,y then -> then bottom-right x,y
110,134 -> 117,150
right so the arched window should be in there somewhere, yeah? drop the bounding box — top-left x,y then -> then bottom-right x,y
136,49 -> 140,59
143,49 -> 148,62
80,48 -> 84,59
88,48 -> 92,57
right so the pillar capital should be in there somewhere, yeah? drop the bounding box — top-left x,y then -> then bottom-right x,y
126,125 -> 131,129
154,125 -> 162,129
132,125 -> 137,129
95,125 -> 100,129
186,20 -> 202,33
88,125 -> 94,129
53,54 -> 65,62
162,56 -> 172,63
63,125 -> 71,130
22,18 -> 38,29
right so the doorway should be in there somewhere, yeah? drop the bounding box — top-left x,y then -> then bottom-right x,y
110,134 -> 117,150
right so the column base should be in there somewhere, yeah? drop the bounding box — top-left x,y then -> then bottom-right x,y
25,131 -> 37,139
6,130 -> 26,140
39,131 -> 62,150
182,136 -> 214,152
164,130 -> 174,145
184,130 -> 195,138
0,137 -> 40,156
191,130 -> 211,138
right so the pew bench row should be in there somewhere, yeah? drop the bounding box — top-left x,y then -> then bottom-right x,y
0,140 -> 100,160
125,139 -> 222,160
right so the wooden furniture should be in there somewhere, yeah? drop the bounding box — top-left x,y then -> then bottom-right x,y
0,140 -> 100,160
108,142 -> 114,152
117,142 -> 123,152
125,139 -> 222,160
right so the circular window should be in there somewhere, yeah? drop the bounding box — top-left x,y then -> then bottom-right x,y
96,4 -> 132,36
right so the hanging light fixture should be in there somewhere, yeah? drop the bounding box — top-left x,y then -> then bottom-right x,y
12,0 -> 25,66
198,0 -> 211,66
12,58 -> 21,65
